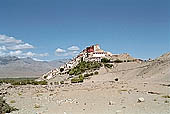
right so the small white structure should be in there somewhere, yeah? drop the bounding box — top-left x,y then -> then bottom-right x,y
92,52 -> 106,58
66,63 -> 73,69
46,74 -> 53,80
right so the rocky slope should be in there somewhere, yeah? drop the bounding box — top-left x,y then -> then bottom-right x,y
136,52 -> 170,81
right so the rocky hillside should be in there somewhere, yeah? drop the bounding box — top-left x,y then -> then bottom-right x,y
0,56 -> 68,78
137,52 -> 170,79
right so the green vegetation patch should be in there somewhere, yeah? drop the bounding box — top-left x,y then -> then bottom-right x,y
69,61 -> 102,76
71,75 -> 84,83
10,100 -> 16,104
0,78 -> 47,85
101,58 -> 110,63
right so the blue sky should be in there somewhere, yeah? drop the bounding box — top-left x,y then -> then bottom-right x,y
0,0 -> 169,60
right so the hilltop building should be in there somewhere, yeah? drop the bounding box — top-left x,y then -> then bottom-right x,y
42,44 -> 141,80
76,44 -> 111,62
43,44 -> 110,79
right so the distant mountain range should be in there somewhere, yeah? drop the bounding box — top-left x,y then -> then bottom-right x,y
0,56 -> 69,78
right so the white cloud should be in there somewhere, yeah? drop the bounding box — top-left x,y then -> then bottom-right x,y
9,50 -> 23,56
68,46 -> 80,51
55,46 -> 80,57
0,34 -> 49,59
56,48 -> 66,53
23,51 -> 35,57
38,53 -> 49,57
0,34 -> 23,44
23,52 -> 49,57
0,34 -> 34,50
7,43 -> 34,50
0,46 -> 7,51
32,58 -> 46,61
1,50 -> 49,58
55,51 -> 79,57
55,53 -> 68,57
0,51 -> 6,56
72,51 -> 79,54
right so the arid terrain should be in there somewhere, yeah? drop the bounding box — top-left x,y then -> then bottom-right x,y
0,0 -> 169,113
1,52 -> 170,114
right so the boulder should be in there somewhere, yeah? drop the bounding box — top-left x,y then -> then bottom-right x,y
108,101 -> 115,105
137,97 -> 145,103
115,78 -> 119,81
116,110 -> 122,114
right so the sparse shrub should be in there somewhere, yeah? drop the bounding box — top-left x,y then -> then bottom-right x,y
31,81 -> 45,85
78,78 -> 84,83
31,81 -> 39,85
36,94 -> 43,97
127,60 -> 131,62
69,69 -> 75,75
127,60 -> 135,62
0,96 -> 18,113
0,80 -> 3,84
71,78 -> 79,83
60,81 -> 64,84
104,64 -> 113,68
79,75 -> 84,82
94,71 -> 99,75
101,58 -> 110,63
34,104 -> 40,108
114,59 -> 123,63
153,99 -> 157,101
54,82 -> 59,85
10,100 -> 16,104
84,72 -> 94,77
120,89 -> 127,91
162,95 -> 170,98
18,93 -> 22,96
165,100 -> 169,103
79,75 -> 83,79
11,81 -> 20,85
71,75 -> 84,83
84,73 -> 90,78
38,80 -> 48,85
